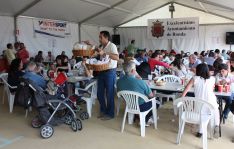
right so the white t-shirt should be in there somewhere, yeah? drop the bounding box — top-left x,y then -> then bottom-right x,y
193,76 -> 218,109
102,41 -> 118,69
74,61 -> 86,76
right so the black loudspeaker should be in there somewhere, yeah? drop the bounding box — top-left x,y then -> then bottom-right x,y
112,34 -> 120,45
226,32 -> 234,44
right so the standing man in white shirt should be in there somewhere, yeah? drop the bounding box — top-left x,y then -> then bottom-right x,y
97,31 -> 119,120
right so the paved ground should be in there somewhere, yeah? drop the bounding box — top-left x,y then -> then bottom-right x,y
0,88 -> 234,149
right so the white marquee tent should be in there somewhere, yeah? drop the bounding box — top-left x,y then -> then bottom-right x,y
1,0 -> 234,56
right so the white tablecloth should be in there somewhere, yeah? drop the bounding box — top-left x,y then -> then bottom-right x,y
146,81 -> 231,97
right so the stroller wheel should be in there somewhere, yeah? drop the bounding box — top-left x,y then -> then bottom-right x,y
71,120 -> 78,132
71,119 -> 82,132
80,112 -> 89,120
40,124 -> 54,139
64,115 -> 73,125
31,116 -> 42,128
76,119 -> 82,131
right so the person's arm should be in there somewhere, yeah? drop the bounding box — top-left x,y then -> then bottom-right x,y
181,78 -> 194,97
83,63 -> 92,77
106,51 -> 119,61
155,60 -> 171,68
25,50 -> 29,59
215,75 -> 221,85
134,71 -> 142,80
143,81 -> 154,98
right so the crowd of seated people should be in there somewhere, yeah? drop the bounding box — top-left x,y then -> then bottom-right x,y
2,41 -> 234,142
118,48 -> 234,132
2,42 -> 94,97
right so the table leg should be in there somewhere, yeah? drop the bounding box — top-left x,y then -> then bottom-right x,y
218,98 -> 223,137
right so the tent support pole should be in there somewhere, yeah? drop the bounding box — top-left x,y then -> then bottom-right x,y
14,17 -> 18,42
169,2 -> 175,50
12,0 -> 42,43
78,23 -> 81,42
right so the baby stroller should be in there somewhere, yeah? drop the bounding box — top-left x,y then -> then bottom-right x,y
15,78 -> 82,139
47,72 -> 90,120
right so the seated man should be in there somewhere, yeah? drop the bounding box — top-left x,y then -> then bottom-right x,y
23,61 -> 47,89
117,61 -> 154,125
188,54 -> 201,73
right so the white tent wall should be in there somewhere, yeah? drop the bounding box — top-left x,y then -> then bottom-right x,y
117,24 -> 234,53
81,24 -> 113,45
17,17 -> 79,58
0,15 -> 114,58
117,27 -> 170,51
0,16 -> 15,53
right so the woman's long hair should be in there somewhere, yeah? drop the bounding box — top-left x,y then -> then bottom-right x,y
196,63 -> 210,80
171,54 -> 182,70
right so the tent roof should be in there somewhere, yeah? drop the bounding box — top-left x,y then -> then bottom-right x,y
0,0 -> 234,27
120,3 -> 234,27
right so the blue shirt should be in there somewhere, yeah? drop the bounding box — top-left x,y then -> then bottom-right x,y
189,59 -> 201,69
117,75 -> 152,105
136,56 -> 148,63
204,57 -> 215,66
23,71 -> 47,89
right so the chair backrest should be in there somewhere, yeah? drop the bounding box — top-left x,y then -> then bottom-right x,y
117,90 -> 149,113
0,73 -> 17,89
85,80 -> 97,99
174,97 -> 214,123
73,62 -> 81,69
157,75 -> 181,83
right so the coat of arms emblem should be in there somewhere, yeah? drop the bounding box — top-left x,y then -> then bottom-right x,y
151,20 -> 164,38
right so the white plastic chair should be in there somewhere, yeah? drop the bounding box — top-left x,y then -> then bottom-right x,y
75,80 -> 97,117
73,62 -> 81,69
155,75 -> 181,114
0,73 -> 17,113
174,97 -> 215,149
117,91 -> 157,137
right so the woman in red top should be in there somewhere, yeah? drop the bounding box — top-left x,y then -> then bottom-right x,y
17,43 -> 29,64
148,50 -> 171,71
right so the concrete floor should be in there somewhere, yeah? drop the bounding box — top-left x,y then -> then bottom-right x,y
0,88 -> 234,149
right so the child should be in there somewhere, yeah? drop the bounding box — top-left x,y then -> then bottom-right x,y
215,63 -> 234,120
182,63 -> 220,138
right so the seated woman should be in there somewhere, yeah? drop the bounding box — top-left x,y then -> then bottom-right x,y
7,58 -> 24,92
171,54 -> 188,78
23,61 -> 47,89
182,63 -> 220,138
56,55 -> 70,73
